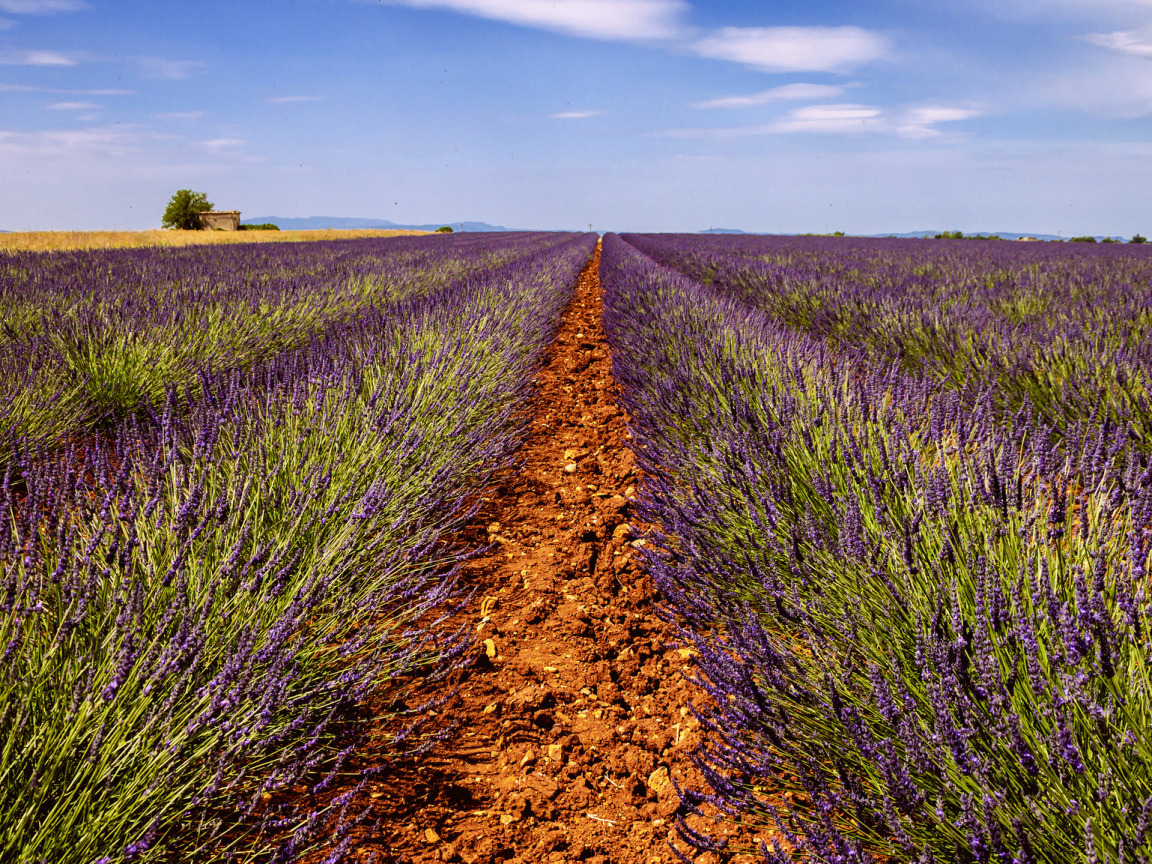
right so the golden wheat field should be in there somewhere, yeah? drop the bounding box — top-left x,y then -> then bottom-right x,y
0,228 -> 429,253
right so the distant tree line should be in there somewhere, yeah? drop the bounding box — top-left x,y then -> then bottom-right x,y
935,230 -> 1148,243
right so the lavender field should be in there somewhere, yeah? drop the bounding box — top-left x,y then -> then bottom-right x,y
6,228 -> 1151,864
0,232 -> 568,455
602,233 -> 1152,863
0,232 -> 597,863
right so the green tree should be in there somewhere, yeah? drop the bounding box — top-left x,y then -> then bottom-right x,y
161,189 -> 214,230
435,225 -> 454,233
1131,234 -> 1147,244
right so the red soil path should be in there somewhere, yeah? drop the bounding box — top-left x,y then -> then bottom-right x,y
358,242 -> 767,864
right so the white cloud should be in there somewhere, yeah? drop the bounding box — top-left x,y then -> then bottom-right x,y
552,109 -> 602,118
194,136 -> 264,164
0,51 -> 200,79
692,83 -> 845,109
774,103 -> 977,136
0,83 -> 133,94
153,110 -> 204,121
659,102 -> 978,139
693,26 -> 889,73
0,0 -> 85,12
773,103 -> 883,133
0,48 -> 75,65
1084,30 -> 1152,57
199,137 -> 245,154
896,105 -> 980,138
46,100 -> 98,109
381,0 -> 687,41
132,56 -> 201,79
267,95 -> 322,104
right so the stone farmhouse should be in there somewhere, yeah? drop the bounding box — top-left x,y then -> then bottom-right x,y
198,211 -> 241,231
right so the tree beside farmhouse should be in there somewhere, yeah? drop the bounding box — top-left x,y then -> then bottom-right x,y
162,190 -> 214,230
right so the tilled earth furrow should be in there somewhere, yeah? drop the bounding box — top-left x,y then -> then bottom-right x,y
362,241 -> 757,864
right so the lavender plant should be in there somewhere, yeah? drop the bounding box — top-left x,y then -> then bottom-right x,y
0,232 -> 571,457
601,233 -> 1152,863
621,232 -> 1152,445
0,233 -> 596,863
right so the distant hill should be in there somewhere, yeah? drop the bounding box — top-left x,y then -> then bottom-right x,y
242,216 -> 512,232
699,228 -> 746,234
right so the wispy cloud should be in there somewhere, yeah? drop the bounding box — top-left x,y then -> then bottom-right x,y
552,109 -> 602,118
1083,30 -> 1152,58
0,16 -> 14,28
774,103 -> 977,136
153,110 -> 204,121
46,100 -> 98,110
196,136 -> 265,164
132,56 -> 202,79
0,48 -> 75,65
661,102 -> 977,139
0,125 -> 137,165
0,0 -> 85,13
895,105 -> 980,138
267,95 -> 322,104
773,103 -> 883,133
0,83 -> 133,94
0,51 -> 201,79
199,137 -> 245,154
692,83 -> 845,109
693,26 -> 889,74
380,0 -> 687,41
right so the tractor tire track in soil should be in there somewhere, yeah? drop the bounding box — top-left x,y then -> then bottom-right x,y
359,242 -> 765,864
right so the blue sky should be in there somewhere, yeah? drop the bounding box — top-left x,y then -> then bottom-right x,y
2,0 -> 1151,234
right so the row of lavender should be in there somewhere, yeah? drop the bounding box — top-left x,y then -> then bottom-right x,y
0,232 -> 563,455
1,233 -> 597,863
601,232 -> 1152,862
622,233 -> 1152,446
